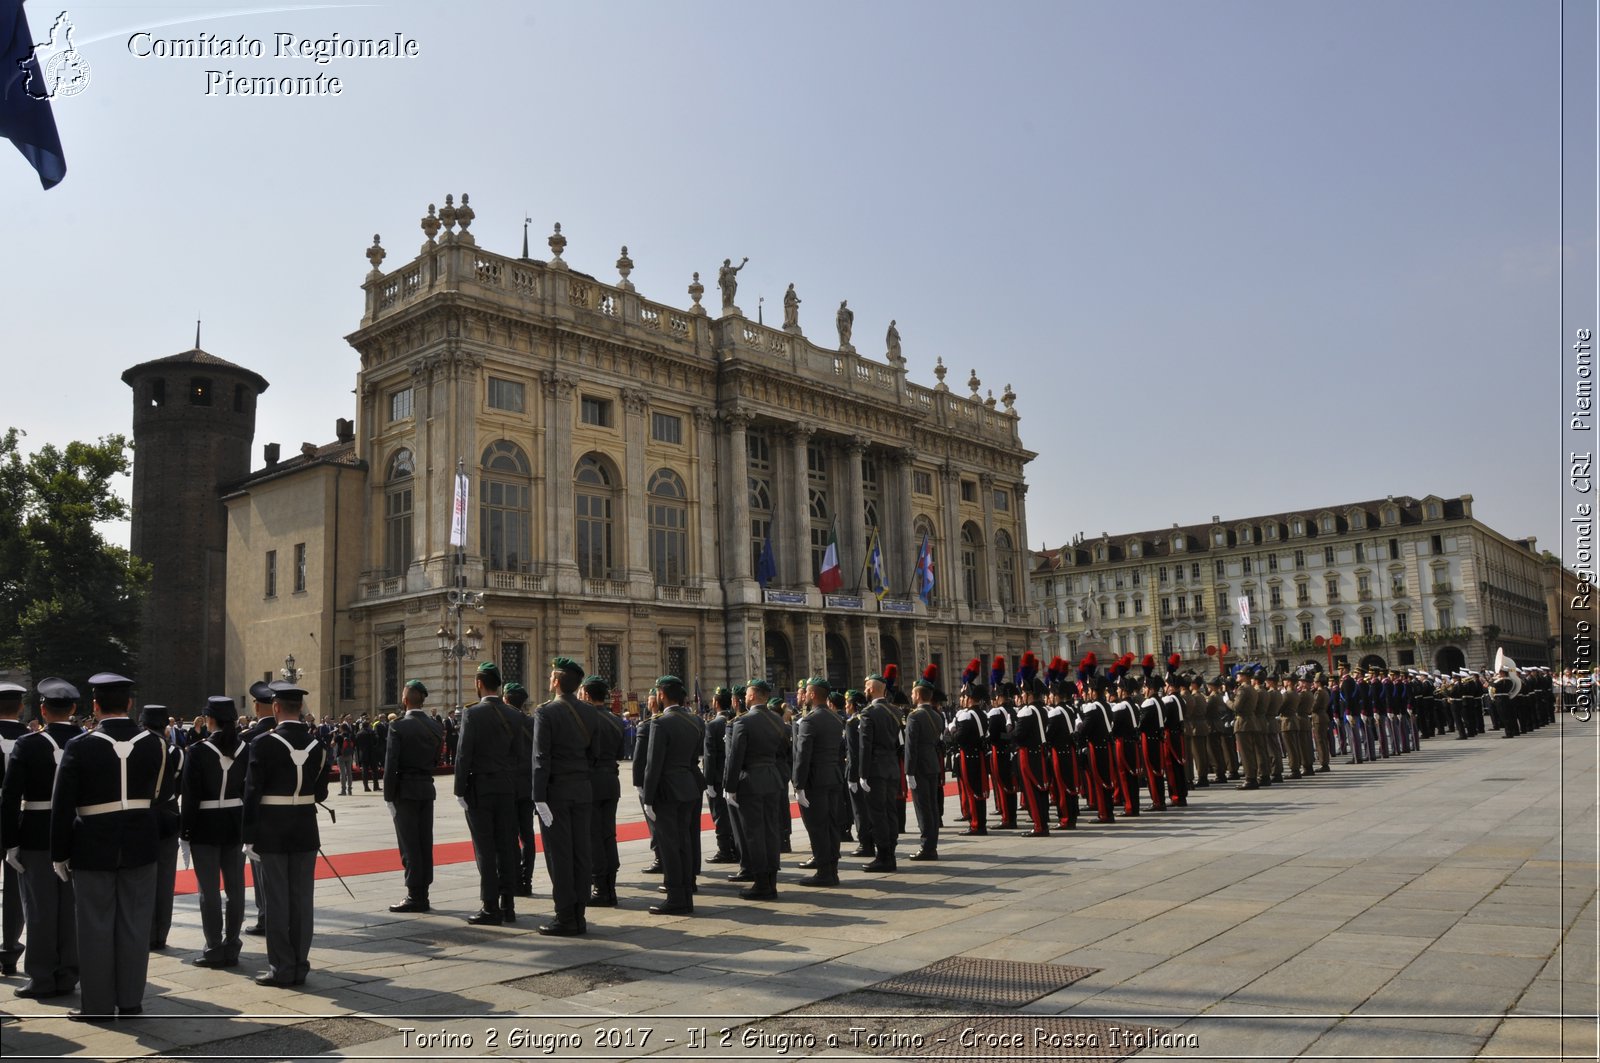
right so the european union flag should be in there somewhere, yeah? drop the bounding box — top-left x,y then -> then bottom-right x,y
756,528 -> 777,588
1,0 -> 66,188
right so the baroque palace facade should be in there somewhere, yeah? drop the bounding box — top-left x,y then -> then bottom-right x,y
218,197 -> 1036,712
1029,494 -> 1554,676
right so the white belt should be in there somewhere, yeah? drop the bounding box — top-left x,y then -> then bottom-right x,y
196,798 -> 243,810
20,800 -> 51,812
77,798 -> 152,816
260,794 -> 316,806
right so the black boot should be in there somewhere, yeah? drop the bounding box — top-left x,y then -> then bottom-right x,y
589,872 -> 617,907
499,893 -> 517,923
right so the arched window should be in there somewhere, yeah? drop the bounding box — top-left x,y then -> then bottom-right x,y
913,516 -> 937,603
480,441 -> 531,572
648,468 -> 688,586
383,448 -> 414,577
995,529 -> 1017,607
575,454 -> 618,580
961,522 -> 984,606
749,476 -> 773,580
809,488 -> 831,583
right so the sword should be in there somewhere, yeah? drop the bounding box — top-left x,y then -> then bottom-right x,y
313,801 -> 356,900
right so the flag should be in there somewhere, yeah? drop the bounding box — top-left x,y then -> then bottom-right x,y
449,470 -> 469,546
866,529 -> 887,601
756,527 -> 777,587
817,523 -> 842,593
1237,594 -> 1251,627
914,533 -> 935,603
1,1 -> 66,189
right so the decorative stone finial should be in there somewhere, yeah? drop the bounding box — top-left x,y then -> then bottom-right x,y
968,368 -> 981,396
456,193 -> 474,232
985,388 -> 996,409
366,233 -> 386,273
548,222 -> 567,269
439,194 -> 458,233
1002,382 -> 1016,412
420,204 -> 440,244
688,271 -> 705,315
933,356 -> 948,390
616,246 -> 634,291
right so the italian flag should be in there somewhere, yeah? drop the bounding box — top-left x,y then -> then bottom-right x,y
818,525 -> 843,593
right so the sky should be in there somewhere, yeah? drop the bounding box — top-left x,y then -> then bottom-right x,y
4,0 -> 1593,568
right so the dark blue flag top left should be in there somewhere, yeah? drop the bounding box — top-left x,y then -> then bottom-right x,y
1,0 -> 66,189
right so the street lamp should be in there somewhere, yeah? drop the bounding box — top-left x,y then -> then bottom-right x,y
438,590 -> 485,712
280,654 -> 303,684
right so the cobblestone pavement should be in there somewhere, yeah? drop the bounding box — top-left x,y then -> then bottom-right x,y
1,719 -> 1594,1061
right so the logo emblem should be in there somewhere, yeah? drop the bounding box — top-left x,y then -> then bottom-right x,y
25,11 -> 91,100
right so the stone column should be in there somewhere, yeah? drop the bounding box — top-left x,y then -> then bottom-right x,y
622,387 -> 651,588
892,447 -> 916,597
787,425 -> 814,588
545,370 -> 579,594
843,437 -> 867,594
723,407 -> 753,590
694,408 -> 722,595
1015,481 -> 1031,610
979,472 -> 998,610
940,461 -> 963,609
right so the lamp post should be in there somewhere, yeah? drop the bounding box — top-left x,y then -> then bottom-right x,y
280,654 -> 303,684
437,589 -> 485,713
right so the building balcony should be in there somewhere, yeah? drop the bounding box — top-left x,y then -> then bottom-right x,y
1358,589 -> 1373,601
585,578 -> 630,599
487,570 -> 548,593
1432,582 -> 1453,595
656,583 -> 705,604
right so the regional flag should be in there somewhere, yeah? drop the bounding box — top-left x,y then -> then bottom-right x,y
867,529 -> 887,601
817,524 -> 843,593
756,528 -> 777,587
915,533 -> 935,604
449,470 -> 469,546
1,0 -> 66,189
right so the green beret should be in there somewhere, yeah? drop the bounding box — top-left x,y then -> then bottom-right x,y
476,661 -> 501,676
714,686 -> 731,696
912,678 -> 935,691
404,679 -> 429,697
865,673 -> 887,685
766,697 -> 787,711
550,657 -> 585,680
806,676 -> 830,690
502,681 -> 524,697
745,678 -> 773,693
581,675 -> 610,698
655,674 -> 683,688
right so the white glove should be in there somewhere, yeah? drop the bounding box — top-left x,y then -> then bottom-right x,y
242,844 -> 256,862
635,786 -> 645,806
52,860 -> 70,882
180,840 -> 192,869
705,786 -> 716,801
860,778 -> 872,792
644,804 -> 656,822
456,796 -> 470,812
535,801 -> 553,827
795,789 -> 809,808
4,848 -> 21,872
848,781 -> 858,794
907,776 -> 918,792
725,792 -> 740,809
386,801 -> 397,820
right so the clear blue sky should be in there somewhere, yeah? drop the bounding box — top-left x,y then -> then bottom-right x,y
4,0 -> 1586,563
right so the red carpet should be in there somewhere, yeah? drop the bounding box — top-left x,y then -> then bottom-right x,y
174,782 -> 961,896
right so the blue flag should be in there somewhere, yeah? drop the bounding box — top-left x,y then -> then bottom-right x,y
867,529 -> 887,601
756,527 -> 777,588
914,533 -> 935,604
1,0 -> 66,189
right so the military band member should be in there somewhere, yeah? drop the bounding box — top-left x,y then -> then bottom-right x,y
641,674 -> 703,917
182,696 -> 247,967
531,658 -> 605,935
949,676 -> 989,835
793,678 -> 846,883
725,681 -> 789,899
1012,673 -> 1052,835
903,677 -> 945,858
243,682 -> 330,987
0,681 -> 27,977
1,678 -> 80,997
384,680 -> 443,914
584,676 -> 626,909
703,688 -> 738,864
142,704 -> 183,950
455,663 -> 522,926
51,672 -> 171,1021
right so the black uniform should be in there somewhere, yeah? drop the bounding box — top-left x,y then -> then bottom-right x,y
180,732 -> 247,966
641,703 -> 705,911
857,698 -> 904,868
949,703 -> 988,834
384,709 -> 443,906
148,729 -> 184,948
703,708 -> 737,861
1012,699 -> 1052,832
903,701 -> 945,855
843,710 -> 875,853
588,706 -> 626,905
0,717 -> 27,974
454,695 -> 524,921
985,702 -> 1018,828
0,720 -> 81,994
724,704 -> 789,895
631,713 -> 657,859
353,725 -> 378,790
532,692 -> 604,931
511,707 -> 537,896
242,719 -> 330,985
792,701 -> 846,881
51,717 -> 171,1017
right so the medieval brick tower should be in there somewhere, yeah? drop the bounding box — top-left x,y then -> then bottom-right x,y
122,347 -> 268,711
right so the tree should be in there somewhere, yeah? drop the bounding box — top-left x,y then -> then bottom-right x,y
0,429 -> 149,692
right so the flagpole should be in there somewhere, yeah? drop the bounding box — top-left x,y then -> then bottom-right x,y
853,524 -> 871,594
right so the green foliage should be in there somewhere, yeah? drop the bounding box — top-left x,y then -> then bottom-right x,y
0,429 -> 149,688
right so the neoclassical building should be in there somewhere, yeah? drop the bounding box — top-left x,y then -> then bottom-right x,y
1030,494 -> 1553,676
222,196 -> 1035,712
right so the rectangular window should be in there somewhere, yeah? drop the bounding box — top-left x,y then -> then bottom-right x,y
1161,634 -> 1174,656
189,377 -> 212,406
1355,543 -> 1366,562
1191,563 -> 1200,580
264,550 -> 277,598
1396,612 -> 1409,633
1133,598 -> 1144,615
1177,596 -> 1187,615
1358,574 -> 1371,595
580,395 -> 613,427
1294,549 -> 1305,570
1297,581 -> 1310,604
1300,621 -> 1313,641
293,542 -> 307,593
1331,618 -> 1344,637
1431,534 -> 1444,555
1324,545 -> 1336,566
1387,538 -> 1400,560
382,646 -> 399,707
149,379 -> 166,407
1392,576 -> 1406,596
1215,559 -> 1226,576
1362,615 -> 1375,636
339,654 -> 356,701
747,432 -> 771,469
960,480 -> 977,503
1247,627 -> 1259,650
1273,623 -> 1285,646
1161,597 -> 1172,617
994,489 -> 1009,512
501,641 -> 526,688
596,643 -> 621,688
233,384 -> 246,413
1193,594 -> 1204,614
1326,578 -> 1340,603
1270,586 -> 1283,608
913,470 -> 933,496
1268,554 -> 1278,572
1131,571 -> 1141,586
389,387 -> 413,421
1242,556 -> 1253,574
666,647 -> 689,687
1158,566 -> 1168,584
1438,607 -> 1453,628
651,411 -> 683,444
1114,573 -> 1124,589
487,376 -> 526,413
1217,591 -> 1228,611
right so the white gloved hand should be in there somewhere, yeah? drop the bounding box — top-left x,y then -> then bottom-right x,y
847,781 -> 858,794
795,788 -> 809,809
4,848 -> 21,872
907,776 -> 918,792
180,839 -> 192,869
860,778 -> 872,792
385,801 -> 397,820
725,792 -> 740,809
635,786 -> 646,806
456,796 -> 470,813
705,786 -> 716,801
643,804 -> 656,822
52,859 -> 70,882
242,844 -> 256,862
535,801 -> 553,827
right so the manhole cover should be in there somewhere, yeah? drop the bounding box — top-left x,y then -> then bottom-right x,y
872,957 -> 1098,1008
161,1017 -> 393,1058
922,1016 -> 1173,1059
502,961 -> 640,998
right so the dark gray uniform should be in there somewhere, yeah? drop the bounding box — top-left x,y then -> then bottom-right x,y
792,702 -> 845,883
532,692 -> 603,930
242,719 -> 330,985
0,720 -> 81,994
0,717 -> 26,975
588,707 -> 626,904
454,695 -> 523,918
180,733 -> 246,966
50,717 -> 170,1016
641,703 -> 706,910
904,702 -> 945,855
724,705 -> 789,895
384,710 -> 442,905
857,698 -> 904,868
704,709 -> 736,860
